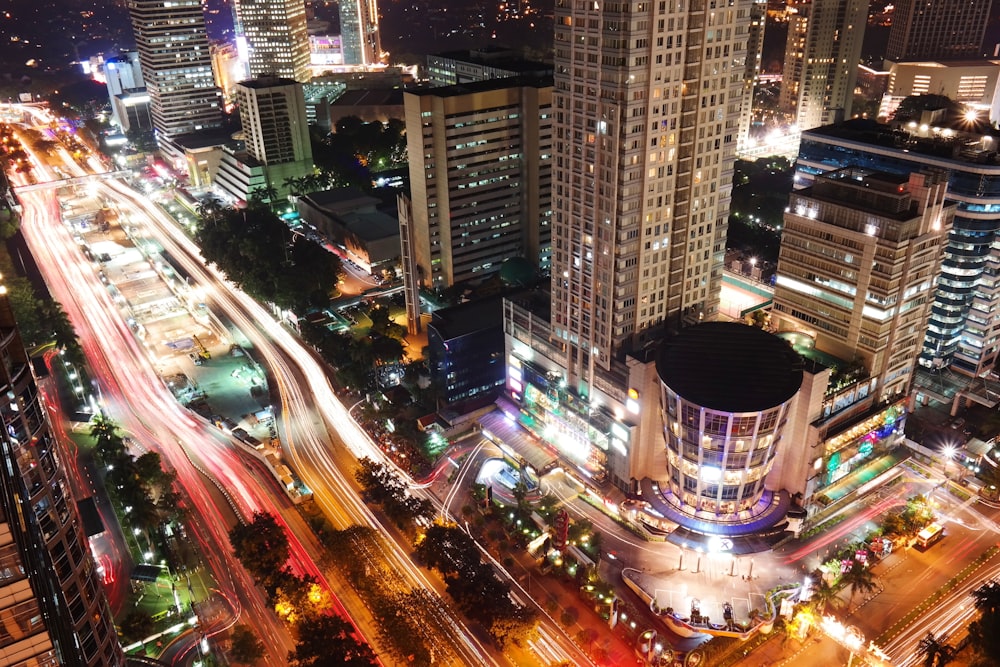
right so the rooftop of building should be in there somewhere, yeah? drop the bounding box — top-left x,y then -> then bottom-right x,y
799,167 -> 932,221
300,187 -> 378,211
656,322 -> 805,413
428,296 -> 506,340
504,288 -> 551,321
407,74 -> 554,98
237,76 -> 300,90
891,59 -> 1000,69
330,88 -> 404,107
430,47 -> 553,72
806,118 -> 1000,165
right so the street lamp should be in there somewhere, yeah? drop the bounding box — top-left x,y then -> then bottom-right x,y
941,445 -> 956,479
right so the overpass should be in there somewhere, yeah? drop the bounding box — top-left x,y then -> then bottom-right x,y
12,170 -> 131,193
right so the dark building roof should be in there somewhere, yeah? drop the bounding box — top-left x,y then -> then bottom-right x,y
330,89 -> 404,107
656,322 -> 804,413
428,296 -> 505,340
408,74 -> 553,98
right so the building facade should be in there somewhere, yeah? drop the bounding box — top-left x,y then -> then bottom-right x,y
426,297 -> 507,408
0,290 -> 123,666
772,168 -> 954,400
402,75 -> 552,290
235,0 -> 312,83
426,48 -> 554,87
878,60 -> 1000,123
779,0 -> 867,131
340,0 -> 382,66
127,0 -> 223,140
797,120 -> 1000,377
885,0 -> 992,63
104,53 -> 151,133
550,0 -> 753,384
657,322 -> 804,516
215,77 -> 314,203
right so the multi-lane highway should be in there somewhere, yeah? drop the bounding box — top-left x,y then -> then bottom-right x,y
7,104 -> 593,666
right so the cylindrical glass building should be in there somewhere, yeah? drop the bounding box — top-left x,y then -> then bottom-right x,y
657,323 -> 804,515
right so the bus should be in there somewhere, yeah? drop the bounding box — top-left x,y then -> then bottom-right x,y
916,522 -> 944,549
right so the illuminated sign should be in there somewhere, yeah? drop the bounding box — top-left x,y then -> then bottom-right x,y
626,388 -> 640,414
611,422 -> 629,441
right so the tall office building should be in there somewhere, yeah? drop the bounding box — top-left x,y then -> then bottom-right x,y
235,0 -> 311,83
779,0 -> 867,131
340,0 -> 382,67
797,119 -> 1000,377
401,75 -> 552,290
886,0 -> 992,63
214,77 -> 314,203
0,289 -> 123,666
550,0 -> 752,385
127,0 -> 223,139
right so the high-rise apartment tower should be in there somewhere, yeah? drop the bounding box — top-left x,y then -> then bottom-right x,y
779,0 -> 867,131
127,0 -> 223,138
235,0 -> 311,83
0,288 -> 123,666
551,0 -> 754,387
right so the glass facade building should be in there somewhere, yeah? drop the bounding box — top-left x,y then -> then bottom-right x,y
656,323 -> 803,515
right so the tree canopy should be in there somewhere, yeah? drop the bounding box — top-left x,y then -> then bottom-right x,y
229,511 -> 292,599
196,202 -> 341,313
288,614 -> 378,667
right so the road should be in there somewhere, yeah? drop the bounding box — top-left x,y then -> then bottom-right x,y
8,104 -> 593,666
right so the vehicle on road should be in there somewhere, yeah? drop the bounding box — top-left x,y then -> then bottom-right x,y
915,522 -> 944,549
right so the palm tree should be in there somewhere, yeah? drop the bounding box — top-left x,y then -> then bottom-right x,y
195,195 -> 226,224
90,415 -> 126,466
843,562 -> 878,609
808,576 -> 843,615
918,632 -> 954,667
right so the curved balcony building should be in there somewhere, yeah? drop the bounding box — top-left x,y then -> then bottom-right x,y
657,323 -> 804,517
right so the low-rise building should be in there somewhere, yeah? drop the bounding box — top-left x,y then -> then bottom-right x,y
296,188 -> 400,272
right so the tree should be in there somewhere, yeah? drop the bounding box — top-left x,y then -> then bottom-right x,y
119,610 -> 154,642
843,562 -> 878,608
229,512 -> 291,598
230,624 -> 266,664
807,576 -> 843,615
918,632 -> 954,667
288,614 -> 377,667
90,415 -> 127,466
969,580 -> 1000,663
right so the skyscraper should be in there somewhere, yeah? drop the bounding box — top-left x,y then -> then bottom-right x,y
402,75 -> 552,289
235,0 -> 311,83
340,0 -> 382,67
779,0 -> 867,131
127,0 -> 223,139
0,288 -> 123,666
551,0 -> 753,386
886,0 -> 993,63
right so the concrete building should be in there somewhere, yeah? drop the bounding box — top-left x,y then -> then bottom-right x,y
885,0 -> 993,64
214,77 -> 314,204
772,168 -> 954,402
779,0 -> 867,131
104,52 -> 151,132
402,75 -> 552,292
235,0 -> 311,83
296,188 -> 400,273
797,118 -> 1000,378
427,297 -> 507,409
126,0 -> 223,147
426,48 -> 553,87
340,0 -> 382,66
0,289 -> 123,666
879,60 -> 1000,122
737,0 -> 768,154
